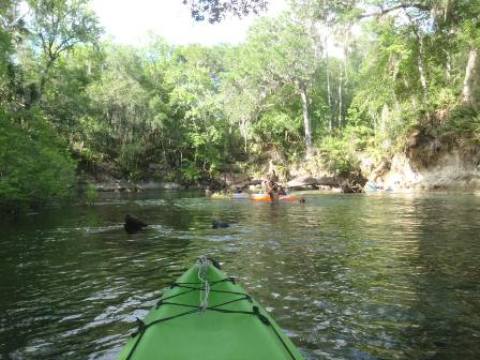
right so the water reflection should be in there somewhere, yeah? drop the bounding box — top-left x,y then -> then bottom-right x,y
0,192 -> 480,359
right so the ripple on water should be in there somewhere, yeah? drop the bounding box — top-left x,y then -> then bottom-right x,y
133,199 -> 167,207
1,193 -> 480,359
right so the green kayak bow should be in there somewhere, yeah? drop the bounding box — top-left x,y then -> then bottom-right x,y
118,257 -> 304,359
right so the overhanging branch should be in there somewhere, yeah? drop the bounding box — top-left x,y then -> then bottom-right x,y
358,3 -> 431,19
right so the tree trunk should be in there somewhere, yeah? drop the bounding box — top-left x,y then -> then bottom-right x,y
338,72 -> 343,127
38,57 -> 57,102
343,25 -> 349,84
299,81 -> 313,157
404,11 -> 428,102
340,26 -> 349,128
462,47 -> 479,107
325,35 -> 333,132
239,116 -> 248,152
417,36 -> 428,101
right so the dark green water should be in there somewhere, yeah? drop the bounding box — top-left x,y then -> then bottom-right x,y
1,192 -> 480,359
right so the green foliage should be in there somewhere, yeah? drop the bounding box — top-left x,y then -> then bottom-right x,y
27,0 -> 101,62
0,111 -> 76,212
440,107 -> 480,145
2,0 -> 480,213
253,109 -> 303,154
0,0 -> 101,213
180,161 -> 202,183
0,1 -> 16,107
318,135 -> 358,176
84,183 -> 98,206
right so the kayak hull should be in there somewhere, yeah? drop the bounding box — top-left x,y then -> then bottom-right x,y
118,260 -> 303,360
250,194 -> 298,202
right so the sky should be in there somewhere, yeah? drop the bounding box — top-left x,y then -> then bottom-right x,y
91,0 -> 287,46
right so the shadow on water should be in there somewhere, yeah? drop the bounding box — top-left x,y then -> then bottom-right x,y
1,191 -> 480,359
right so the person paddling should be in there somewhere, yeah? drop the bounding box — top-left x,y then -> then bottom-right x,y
264,179 -> 286,201
266,180 -> 276,201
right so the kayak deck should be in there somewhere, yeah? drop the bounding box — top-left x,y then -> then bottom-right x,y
118,259 -> 303,359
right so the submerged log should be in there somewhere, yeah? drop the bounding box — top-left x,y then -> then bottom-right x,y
212,220 -> 230,229
124,214 -> 148,234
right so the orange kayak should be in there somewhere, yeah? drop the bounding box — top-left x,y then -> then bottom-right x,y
250,194 -> 298,202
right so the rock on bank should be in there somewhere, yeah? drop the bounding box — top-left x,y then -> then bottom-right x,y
368,151 -> 480,192
364,130 -> 480,193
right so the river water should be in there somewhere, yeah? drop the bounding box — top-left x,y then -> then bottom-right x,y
1,191 -> 479,359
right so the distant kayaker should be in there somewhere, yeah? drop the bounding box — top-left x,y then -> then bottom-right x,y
265,180 -> 275,201
264,179 -> 286,200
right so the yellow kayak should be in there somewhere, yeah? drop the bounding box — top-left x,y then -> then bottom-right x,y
250,194 -> 298,202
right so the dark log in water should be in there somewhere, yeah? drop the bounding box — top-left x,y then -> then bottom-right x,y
212,220 -> 230,229
124,214 -> 148,234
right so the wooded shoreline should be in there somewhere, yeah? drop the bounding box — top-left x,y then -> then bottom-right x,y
2,1 -> 480,213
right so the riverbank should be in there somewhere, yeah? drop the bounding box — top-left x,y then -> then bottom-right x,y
85,142 -> 480,195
